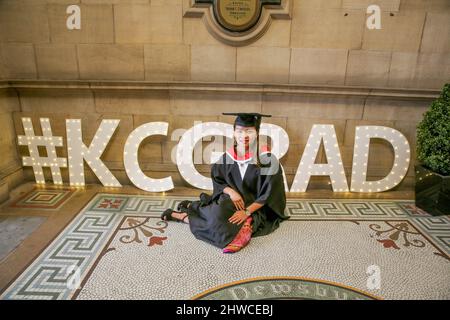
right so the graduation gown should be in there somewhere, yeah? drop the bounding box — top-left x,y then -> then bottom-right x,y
187,146 -> 289,249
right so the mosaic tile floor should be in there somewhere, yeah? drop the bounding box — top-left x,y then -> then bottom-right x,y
1,194 -> 449,300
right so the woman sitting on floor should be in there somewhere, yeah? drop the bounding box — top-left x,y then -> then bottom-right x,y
161,112 -> 289,253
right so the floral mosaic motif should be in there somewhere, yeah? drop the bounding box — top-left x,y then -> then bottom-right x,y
97,198 -> 124,209
118,217 -> 168,247
369,221 -> 426,250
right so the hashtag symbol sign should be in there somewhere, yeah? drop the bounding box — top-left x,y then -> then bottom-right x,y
17,118 -> 67,185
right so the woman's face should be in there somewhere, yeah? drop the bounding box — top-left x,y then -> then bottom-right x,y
234,125 -> 257,149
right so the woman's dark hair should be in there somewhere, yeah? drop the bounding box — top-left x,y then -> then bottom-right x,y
233,124 -> 261,167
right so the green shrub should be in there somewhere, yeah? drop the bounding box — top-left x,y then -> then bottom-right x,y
416,83 -> 450,176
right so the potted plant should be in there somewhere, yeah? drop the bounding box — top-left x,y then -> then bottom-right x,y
415,83 -> 450,215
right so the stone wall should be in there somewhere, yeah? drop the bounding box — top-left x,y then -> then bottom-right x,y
0,0 -> 449,88
0,0 -> 449,196
0,88 -> 24,202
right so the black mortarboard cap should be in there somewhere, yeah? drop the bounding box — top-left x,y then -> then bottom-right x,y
222,112 -> 271,131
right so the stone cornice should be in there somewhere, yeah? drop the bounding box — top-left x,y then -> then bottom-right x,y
0,80 -> 440,100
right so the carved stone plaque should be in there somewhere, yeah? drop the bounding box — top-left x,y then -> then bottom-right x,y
186,0 -> 291,46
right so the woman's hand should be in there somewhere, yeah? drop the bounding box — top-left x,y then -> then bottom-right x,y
229,210 -> 248,225
225,188 -> 245,211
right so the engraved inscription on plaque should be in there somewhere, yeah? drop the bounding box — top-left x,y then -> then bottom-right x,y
217,0 -> 260,32
189,0 -> 288,45
195,0 -> 282,32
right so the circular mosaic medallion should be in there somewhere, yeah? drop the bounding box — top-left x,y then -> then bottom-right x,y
193,277 -> 381,300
